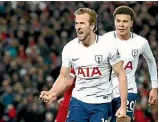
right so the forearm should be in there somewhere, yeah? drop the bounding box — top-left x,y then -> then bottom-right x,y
49,76 -> 69,97
151,88 -> 158,92
112,61 -> 128,108
118,72 -> 128,108
147,60 -> 158,88
143,47 -> 158,88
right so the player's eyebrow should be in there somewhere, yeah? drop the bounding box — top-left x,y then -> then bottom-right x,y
123,20 -> 128,22
116,19 -> 128,22
75,21 -> 85,24
116,19 -> 121,22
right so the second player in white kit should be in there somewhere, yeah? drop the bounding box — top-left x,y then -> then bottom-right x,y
104,31 -> 157,99
103,6 -> 158,122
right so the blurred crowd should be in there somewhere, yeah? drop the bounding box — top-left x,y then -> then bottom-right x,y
0,1 -> 157,122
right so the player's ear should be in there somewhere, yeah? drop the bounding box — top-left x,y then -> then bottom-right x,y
90,24 -> 95,31
130,21 -> 133,27
114,20 -> 117,26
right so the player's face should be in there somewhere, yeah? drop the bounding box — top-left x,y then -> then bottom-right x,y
75,13 -> 93,41
115,14 -> 133,36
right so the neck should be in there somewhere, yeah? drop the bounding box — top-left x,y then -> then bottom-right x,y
83,33 -> 96,47
117,32 -> 131,40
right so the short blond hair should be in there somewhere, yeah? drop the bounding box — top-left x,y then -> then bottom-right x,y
74,8 -> 98,26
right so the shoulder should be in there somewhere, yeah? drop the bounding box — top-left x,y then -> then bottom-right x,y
63,38 -> 79,52
132,33 -> 148,45
98,34 -> 116,50
102,31 -> 115,39
64,37 -> 79,48
101,31 -> 116,43
102,31 -> 116,45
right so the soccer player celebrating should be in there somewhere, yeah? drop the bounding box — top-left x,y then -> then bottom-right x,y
103,6 -> 158,122
40,8 -> 128,122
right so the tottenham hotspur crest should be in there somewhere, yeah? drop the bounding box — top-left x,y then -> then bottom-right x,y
116,49 -> 120,58
95,55 -> 103,64
132,49 -> 138,58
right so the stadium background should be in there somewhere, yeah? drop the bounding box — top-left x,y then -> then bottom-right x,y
0,1 -> 157,122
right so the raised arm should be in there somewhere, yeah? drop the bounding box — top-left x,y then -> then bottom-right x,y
49,66 -> 72,96
39,66 -> 72,103
40,43 -> 75,103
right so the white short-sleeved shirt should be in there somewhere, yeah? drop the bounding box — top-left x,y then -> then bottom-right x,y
62,35 -> 121,103
103,31 -> 158,98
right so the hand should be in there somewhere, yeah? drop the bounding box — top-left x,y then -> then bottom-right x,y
149,88 -> 158,105
115,107 -> 126,118
116,115 -> 131,122
39,91 -> 57,104
57,97 -> 64,104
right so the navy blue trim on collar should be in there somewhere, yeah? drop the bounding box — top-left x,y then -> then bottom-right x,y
114,31 -> 116,38
96,35 -> 99,43
114,31 -> 133,38
78,35 -> 99,43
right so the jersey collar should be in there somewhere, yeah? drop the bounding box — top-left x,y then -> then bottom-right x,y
113,31 -> 133,39
78,35 -> 99,43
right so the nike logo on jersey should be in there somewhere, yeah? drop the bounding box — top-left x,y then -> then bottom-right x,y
128,88 -> 133,91
72,58 -> 79,61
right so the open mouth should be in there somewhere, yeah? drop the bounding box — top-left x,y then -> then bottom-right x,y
118,29 -> 125,31
78,30 -> 83,34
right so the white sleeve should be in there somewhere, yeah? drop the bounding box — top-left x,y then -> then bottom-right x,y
142,39 -> 158,88
109,43 -> 121,66
62,45 -> 71,68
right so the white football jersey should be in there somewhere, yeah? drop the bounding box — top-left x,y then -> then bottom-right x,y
62,35 -> 121,103
103,31 -> 158,98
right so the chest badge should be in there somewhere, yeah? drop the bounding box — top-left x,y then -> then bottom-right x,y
95,55 -> 103,64
132,49 -> 138,58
